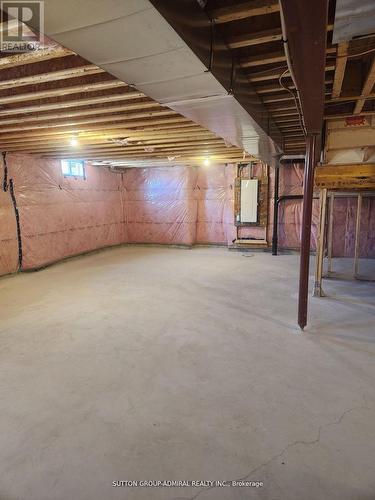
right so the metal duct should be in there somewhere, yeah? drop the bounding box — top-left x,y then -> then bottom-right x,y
42,0 -> 282,165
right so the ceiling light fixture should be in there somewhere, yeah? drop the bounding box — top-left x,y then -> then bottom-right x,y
70,136 -> 78,147
203,157 -> 210,166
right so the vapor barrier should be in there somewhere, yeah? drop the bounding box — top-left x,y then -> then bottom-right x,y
0,174 -> 19,275
123,166 -> 198,246
0,155 -> 374,277
3,155 -> 125,272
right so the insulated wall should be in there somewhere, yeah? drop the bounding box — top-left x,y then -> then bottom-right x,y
331,197 -> 375,258
277,163 -> 319,251
1,154 -> 374,278
123,166 -> 197,246
196,164 -> 236,245
122,164 -> 236,246
0,158 -> 19,275
2,154 -> 126,272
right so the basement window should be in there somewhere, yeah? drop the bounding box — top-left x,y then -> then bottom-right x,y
61,159 -> 85,179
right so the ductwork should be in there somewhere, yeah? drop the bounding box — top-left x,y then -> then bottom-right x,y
42,0 -> 282,165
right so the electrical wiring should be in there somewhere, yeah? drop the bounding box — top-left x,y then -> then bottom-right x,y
278,69 -> 307,137
335,45 -> 375,60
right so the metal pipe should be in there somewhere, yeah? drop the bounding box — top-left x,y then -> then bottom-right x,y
272,164 -> 280,255
298,133 -> 319,330
354,194 -> 362,278
327,193 -> 334,273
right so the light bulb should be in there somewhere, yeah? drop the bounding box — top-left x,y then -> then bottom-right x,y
70,137 -> 78,147
203,158 -> 210,166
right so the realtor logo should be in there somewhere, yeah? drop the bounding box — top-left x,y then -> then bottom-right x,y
1,1 -> 44,52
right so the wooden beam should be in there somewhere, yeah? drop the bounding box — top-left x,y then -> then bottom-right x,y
0,80 -> 127,104
313,188 -> 327,297
210,0 -> 280,24
8,140 -> 227,155
0,110 -> 176,134
248,64 -> 335,82
272,110 -> 300,117
324,109 -> 375,120
0,91 -> 145,116
3,134 -> 220,151
228,27 -> 282,49
0,127 -> 208,147
263,94 -> 295,104
256,78 -> 333,94
242,48 -> 335,69
241,51 -> 286,68
0,102 -> 166,126
353,57 -> 375,114
0,65 -> 104,91
315,163 -> 375,189
0,46 -> 74,70
228,24 -> 335,50
42,148 -> 243,160
327,92 -> 375,104
331,42 -> 349,98
0,120 -> 196,141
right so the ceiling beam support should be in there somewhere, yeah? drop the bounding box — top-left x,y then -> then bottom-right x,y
228,27 -> 282,49
0,46 -> 73,69
210,0 -> 280,24
279,0 -> 328,330
331,42 -> 349,98
353,57 -> 375,114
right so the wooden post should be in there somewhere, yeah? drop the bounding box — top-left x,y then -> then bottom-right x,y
298,133 -> 319,330
327,193 -> 334,273
354,194 -> 362,278
313,188 -> 327,297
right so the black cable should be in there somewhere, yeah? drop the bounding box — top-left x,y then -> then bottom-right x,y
2,152 -> 8,192
9,178 -> 23,269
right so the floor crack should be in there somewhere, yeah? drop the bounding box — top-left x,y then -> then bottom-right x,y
173,405 -> 374,500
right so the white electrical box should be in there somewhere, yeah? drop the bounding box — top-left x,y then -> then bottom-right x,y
240,179 -> 258,223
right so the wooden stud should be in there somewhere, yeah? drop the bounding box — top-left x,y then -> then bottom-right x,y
313,188 -> 327,297
327,193 -> 334,274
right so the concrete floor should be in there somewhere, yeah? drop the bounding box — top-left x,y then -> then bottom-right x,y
0,247 -> 374,500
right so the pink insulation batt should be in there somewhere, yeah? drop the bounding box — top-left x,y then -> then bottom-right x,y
0,154 -> 374,277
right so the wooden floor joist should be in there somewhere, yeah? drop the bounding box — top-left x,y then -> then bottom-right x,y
0,46 -> 74,69
353,57 -> 375,114
0,80 -> 127,104
331,42 -> 349,98
0,65 -> 104,90
210,0 -> 280,24
0,91 -> 146,116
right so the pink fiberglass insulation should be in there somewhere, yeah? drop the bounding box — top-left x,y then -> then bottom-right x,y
196,164 -> 236,245
123,166 -> 197,246
277,163 -> 319,251
0,171 -> 19,276
1,155 -> 374,278
331,196 -> 375,258
6,154 -> 126,270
